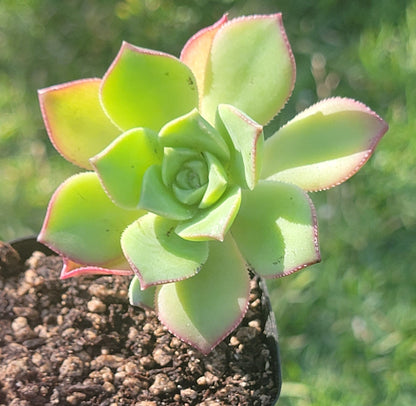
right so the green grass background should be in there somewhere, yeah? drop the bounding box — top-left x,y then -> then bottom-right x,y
1,0 -> 414,404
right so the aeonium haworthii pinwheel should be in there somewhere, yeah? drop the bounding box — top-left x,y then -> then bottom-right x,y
37,13 -> 388,354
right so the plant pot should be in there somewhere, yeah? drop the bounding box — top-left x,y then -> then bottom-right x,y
0,237 -> 281,405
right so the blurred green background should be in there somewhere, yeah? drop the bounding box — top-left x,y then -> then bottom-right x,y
0,0 -> 414,404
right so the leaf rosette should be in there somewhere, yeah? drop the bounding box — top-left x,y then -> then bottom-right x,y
37,14 -> 388,354
136,108 -> 241,235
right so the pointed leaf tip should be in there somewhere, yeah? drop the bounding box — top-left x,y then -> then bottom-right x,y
38,79 -> 120,169
100,42 -> 198,132
262,97 -> 388,191
176,185 -> 242,242
200,13 -> 296,125
181,14 -> 228,99
217,104 -> 264,190
156,236 -> 250,354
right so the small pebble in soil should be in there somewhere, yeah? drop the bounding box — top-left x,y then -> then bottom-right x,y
149,373 -> 176,395
87,298 -> 107,313
0,243 -> 280,405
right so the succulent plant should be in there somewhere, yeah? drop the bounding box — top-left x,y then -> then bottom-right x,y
38,14 -> 388,354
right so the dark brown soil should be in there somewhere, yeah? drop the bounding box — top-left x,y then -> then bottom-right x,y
0,240 -> 280,405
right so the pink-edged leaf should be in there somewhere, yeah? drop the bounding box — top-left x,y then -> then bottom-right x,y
60,257 -> 133,279
38,79 -> 120,169
200,14 -> 296,125
217,104 -> 264,190
156,235 -> 250,354
175,185 -> 241,242
38,172 -> 143,266
90,128 -> 162,209
180,14 -> 228,100
100,42 -> 198,132
231,180 -> 320,278
121,213 -> 209,289
261,98 -> 389,191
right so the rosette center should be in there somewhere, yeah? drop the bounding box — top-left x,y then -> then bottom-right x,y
162,147 -> 228,208
172,157 -> 209,205
176,159 -> 208,190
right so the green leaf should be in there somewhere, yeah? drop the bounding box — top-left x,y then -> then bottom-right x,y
156,235 -> 250,354
261,98 -> 389,191
90,128 -> 162,209
129,275 -> 156,310
121,213 -> 209,288
231,180 -> 320,278
38,172 -> 143,265
200,14 -> 295,125
173,183 -> 207,206
180,14 -> 228,100
161,147 -> 201,187
100,42 -> 198,132
174,160 -> 207,189
38,79 -> 120,169
139,165 -> 195,220
176,185 -> 241,241
159,108 -> 229,161
199,152 -> 227,208
217,104 -> 264,190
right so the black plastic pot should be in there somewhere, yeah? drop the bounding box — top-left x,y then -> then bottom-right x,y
9,236 -> 282,404
10,235 -> 55,261
259,277 -> 282,404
